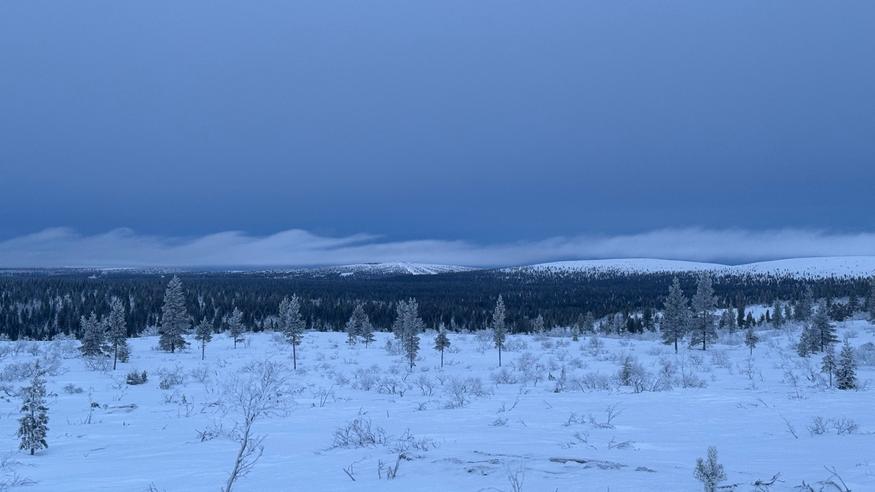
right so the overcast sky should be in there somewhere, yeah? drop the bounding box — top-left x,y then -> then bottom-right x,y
1,2 -> 874,266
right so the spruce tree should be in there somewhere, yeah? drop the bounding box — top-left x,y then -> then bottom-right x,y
279,295 -> 305,369
18,366 -> 48,456
744,325 -> 758,356
836,340 -> 857,390
492,295 -> 507,367
868,277 -> 875,320
195,317 -> 213,361
159,276 -> 189,353
810,302 -> 838,352
395,298 -> 423,369
532,314 -> 545,334
227,307 -> 245,349
772,301 -> 784,327
106,297 -> 129,370
821,345 -> 837,388
661,277 -> 690,353
79,311 -> 107,357
345,303 -> 370,346
434,323 -> 451,368
794,286 -> 814,321
690,273 -> 717,350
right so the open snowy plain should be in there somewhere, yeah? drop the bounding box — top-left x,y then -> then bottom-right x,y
1,320 -> 873,491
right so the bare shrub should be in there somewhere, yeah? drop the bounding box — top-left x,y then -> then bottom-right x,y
332,412 -> 388,448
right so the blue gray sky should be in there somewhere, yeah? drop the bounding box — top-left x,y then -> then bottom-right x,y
1,2 -> 874,266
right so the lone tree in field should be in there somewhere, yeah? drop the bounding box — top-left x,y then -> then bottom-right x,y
392,298 -> 424,369
690,273 -> 717,351
744,325 -> 759,356
661,277 -> 690,353
106,296 -> 130,370
693,446 -> 726,492
532,314 -> 545,334
159,276 -> 190,353
492,295 -> 507,366
227,307 -> 245,349
434,323 -> 451,368
278,295 -> 305,369
345,303 -> 372,346
79,311 -> 107,357
772,301 -> 784,327
836,339 -> 857,390
821,345 -> 837,388
810,301 -> 838,352
195,317 -> 213,360
18,365 -> 48,456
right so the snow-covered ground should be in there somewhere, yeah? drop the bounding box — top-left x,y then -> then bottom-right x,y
516,256 -> 875,279
2,322 -> 874,491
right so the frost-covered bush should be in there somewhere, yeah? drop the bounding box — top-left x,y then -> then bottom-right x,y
126,370 -> 148,385
694,446 -> 726,492
444,377 -> 488,408
570,372 -> 612,391
808,416 -> 859,436
377,376 -> 407,396
491,367 -> 518,385
158,366 -> 185,390
63,383 -> 84,394
352,366 -> 380,391
332,413 -> 387,448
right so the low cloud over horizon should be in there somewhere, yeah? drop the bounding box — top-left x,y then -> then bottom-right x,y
2,227 -> 875,269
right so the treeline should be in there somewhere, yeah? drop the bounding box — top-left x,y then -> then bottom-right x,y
0,269 -> 870,340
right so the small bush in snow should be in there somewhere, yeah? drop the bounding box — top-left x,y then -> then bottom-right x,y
693,446 -> 726,492
63,383 -> 84,394
126,370 -> 148,385
332,413 -> 387,448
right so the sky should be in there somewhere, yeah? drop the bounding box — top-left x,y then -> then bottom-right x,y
1,2 -> 874,266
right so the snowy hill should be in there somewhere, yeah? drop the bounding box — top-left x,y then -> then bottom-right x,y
512,256 -> 875,279
313,262 -> 477,276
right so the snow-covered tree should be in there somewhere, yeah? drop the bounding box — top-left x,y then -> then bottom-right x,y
18,365 -> 48,456
744,325 -> 758,356
195,317 -> 213,361
719,307 -> 737,334
690,273 -> 717,351
278,295 -> 305,369
661,278 -> 690,353
392,298 -> 424,369
345,303 -> 371,346
106,296 -> 129,369
772,301 -> 784,327
159,276 -> 189,353
492,295 -> 507,367
810,302 -> 838,353
868,277 -> 875,320
79,311 -> 107,357
227,307 -> 245,349
821,345 -> 837,388
836,340 -> 857,390
434,323 -> 451,368
532,314 -> 545,334
794,286 -> 814,321
694,446 -> 726,492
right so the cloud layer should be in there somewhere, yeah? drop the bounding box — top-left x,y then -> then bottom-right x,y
2,227 -> 875,268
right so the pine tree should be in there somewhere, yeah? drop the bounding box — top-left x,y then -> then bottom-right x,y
694,446 -> 726,492
772,301 -> 784,327
720,307 -> 737,334
359,313 -> 375,347
836,340 -> 857,390
434,323 -> 451,368
18,365 -> 48,456
868,277 -> 875,320
227,307 -> 245,349
78,311 -> 107,357
821,345 -> 837,388
744,325 -> 759,356
159,276 -> 189,353
106,297 -> 129,370
195,317 -> 213,361
810,302 -> 838,353
394,298 -> 423,369
492,295 -> 507,367
532,314 -> 545,334
736,300 -> 746,328
690,273 -> 717,351
661,277 -> 690,353
278,295 -> 305,369
794,286 -> 814,321
345,303 -> 370,346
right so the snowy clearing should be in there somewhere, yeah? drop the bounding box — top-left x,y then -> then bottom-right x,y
1,321 -> 874,491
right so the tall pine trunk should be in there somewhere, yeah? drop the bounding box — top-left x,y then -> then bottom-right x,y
440,348 -> 444,368
292,344 -> 297,370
